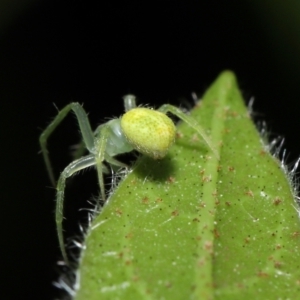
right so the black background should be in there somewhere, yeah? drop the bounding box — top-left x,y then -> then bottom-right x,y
1,1 -> 300,299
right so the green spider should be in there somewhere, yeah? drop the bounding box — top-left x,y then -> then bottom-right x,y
40,95 -> 218,263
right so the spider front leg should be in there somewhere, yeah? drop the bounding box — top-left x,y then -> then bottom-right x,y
89,123 -> 128,203
39,103 -> 95,186
158,104 -> 219,159
56,154 -> 96,263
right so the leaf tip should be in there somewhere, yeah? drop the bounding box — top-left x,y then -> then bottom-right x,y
217,70 -> 237,86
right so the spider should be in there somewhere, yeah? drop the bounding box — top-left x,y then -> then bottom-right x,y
40,94 -> 219,263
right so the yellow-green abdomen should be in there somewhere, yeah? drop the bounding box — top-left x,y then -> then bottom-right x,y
121,107 -> 176,159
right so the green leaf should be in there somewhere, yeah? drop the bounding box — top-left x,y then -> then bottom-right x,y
74,71 -> 300,299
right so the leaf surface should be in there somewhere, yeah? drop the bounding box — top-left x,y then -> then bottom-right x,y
75,71 -> 300,300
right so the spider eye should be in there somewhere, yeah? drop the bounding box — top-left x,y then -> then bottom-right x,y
121,108 -> 176,159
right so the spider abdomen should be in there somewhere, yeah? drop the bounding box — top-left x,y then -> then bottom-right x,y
121,107 -> 176,159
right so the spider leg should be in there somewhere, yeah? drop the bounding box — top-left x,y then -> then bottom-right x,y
94,121 -> 130,193
104,154 -> 128,169
158,104 -> 219,159
39,103 -> 95,187
94,124 -> 110,202
56,154 -> 96,263
72,123 -> 107,161
123,94 -> 137,112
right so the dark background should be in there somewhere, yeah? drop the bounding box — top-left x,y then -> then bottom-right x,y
1,1 -> 300,299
